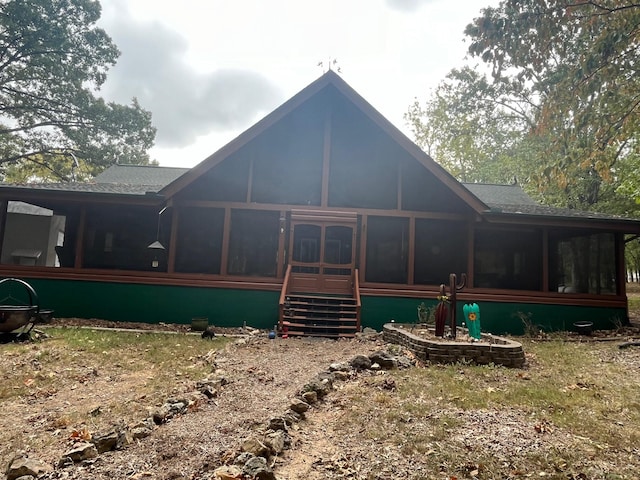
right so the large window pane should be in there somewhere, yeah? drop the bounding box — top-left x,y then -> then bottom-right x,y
474,228 -> 542,290
175,207 -> 224,274
550,232 -> 616,294
365,216 -> 408,284
83,206 -> 158,271
227,210 -> 279,277
414,220 -> 467,285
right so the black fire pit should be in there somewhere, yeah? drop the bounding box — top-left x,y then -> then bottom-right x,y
0,278 -> 53,340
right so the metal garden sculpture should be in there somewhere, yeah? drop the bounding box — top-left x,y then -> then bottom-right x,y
436,273 -> 467,339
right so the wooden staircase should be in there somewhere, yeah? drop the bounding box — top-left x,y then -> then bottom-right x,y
282,294 -> 359,338
278,266 -> 361,338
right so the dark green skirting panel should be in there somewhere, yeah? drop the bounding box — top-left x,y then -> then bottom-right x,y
360,295 -> 627,335
19,278 -> 280,330
10,277 -> 627,335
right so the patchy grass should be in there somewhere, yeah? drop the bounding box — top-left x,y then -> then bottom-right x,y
0,327 -> 230,466
628,282 -> 640,318
1,328 -> 228,402
335,339 -> 640,479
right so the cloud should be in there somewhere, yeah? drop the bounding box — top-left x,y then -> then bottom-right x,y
385,0 -> 437,12
98,2 -> 282,147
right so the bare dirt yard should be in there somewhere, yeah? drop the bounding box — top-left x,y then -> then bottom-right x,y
1,320 -> 389,480
2,315 -> 640,480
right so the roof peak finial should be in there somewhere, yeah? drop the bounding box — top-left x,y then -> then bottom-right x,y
317,57 -> 342,74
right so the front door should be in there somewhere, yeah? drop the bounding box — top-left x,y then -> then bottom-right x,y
288,210 -> 357,295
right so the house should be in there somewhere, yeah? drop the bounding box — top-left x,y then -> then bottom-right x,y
0,70 -> 638,335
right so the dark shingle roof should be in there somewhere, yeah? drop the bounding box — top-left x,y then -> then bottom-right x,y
94,164 -> 189,186
463,182 -> 635,222
0,164 -> 189,196
462,183 -> 537,207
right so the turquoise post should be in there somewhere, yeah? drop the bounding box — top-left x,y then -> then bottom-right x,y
464,303 -> 481,339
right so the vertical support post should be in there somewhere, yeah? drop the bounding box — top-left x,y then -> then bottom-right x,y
0,199 -> 7,261
542,228 -> 549,293
167,207 -> 179,273
321,107 -> 332,207
220,207 -> 231,275
408,217 -> 415,285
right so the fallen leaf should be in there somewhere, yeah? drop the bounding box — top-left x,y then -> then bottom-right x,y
69,427 -> 91,442
534,421 -> 554,434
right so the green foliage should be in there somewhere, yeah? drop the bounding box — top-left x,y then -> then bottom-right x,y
3,153 -> 97,183
515,310 -> 539,338
0,0 -> 156,181
405,66 -> 533,185
408,1 -> 640,213
465,0 -> 640,209
416,302 -> 434,325
626,238 -> 640,283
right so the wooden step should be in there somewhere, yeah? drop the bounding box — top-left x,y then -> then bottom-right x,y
283,315 -> 357,325
283,309 -> 357,317
288,293 -> 355,300
283,323 -> 357,331
285,300 -> 357,307
285,330 -> 357,338
286,295 -> 356,304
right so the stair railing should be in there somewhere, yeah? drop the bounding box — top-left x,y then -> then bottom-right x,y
278,264 -> 293,333
353,268 -> 361,332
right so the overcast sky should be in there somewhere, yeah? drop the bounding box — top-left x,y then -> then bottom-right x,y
97,0 -> 501,168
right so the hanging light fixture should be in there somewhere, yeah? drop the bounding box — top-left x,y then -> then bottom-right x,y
148,206 -> 167,267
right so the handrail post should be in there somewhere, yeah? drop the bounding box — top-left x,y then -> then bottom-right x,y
353,268 -> 361,332
278,264 -> 293,334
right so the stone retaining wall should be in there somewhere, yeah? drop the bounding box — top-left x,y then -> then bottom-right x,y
383,323 -> 526,368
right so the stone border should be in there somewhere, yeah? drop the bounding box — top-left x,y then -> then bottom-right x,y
383,323 -> 526,368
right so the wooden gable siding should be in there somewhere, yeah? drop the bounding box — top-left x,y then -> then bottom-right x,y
172,84 -> 472,215
178,89 -> 326,205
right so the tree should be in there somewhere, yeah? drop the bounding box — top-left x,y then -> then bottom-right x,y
0,0 -> 156,181
405,66 -> 534,185
409,1 -> 640,211
463,0 -> 640,209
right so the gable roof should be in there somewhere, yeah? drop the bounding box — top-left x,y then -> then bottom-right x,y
159,70 -> 489,214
